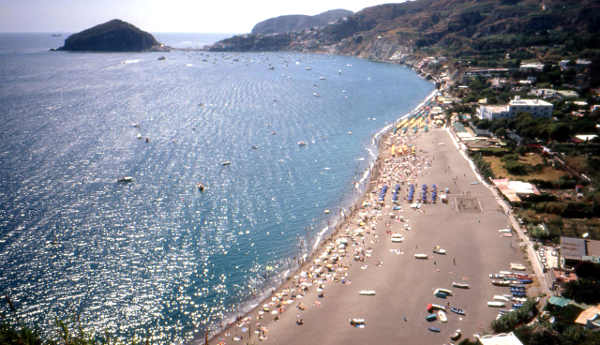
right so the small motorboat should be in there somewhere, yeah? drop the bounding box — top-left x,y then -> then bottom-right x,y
452,281 -> 470,289
450,329 -> 462,341
488,301 -> 506,308
297,141 -> 307,146
432,245 -> 447,255
434,288 -> 453,297
437,310 -> 448,323
450,306 -> 465,315
427,303 -> 446,312
359,290 -> 376,296
117,176 -> 134,183
391,234 -> 404,243
510,263 -> 527,271
197,183 -> 205,192
349,318 -> 365,327
428,326 -> 440,333
414,253 -> 428,259
491,280 -> 510,286
425,313 -> 437,321
221,161 -> 231,166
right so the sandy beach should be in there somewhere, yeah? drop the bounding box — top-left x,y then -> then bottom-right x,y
208,102 -> 531,345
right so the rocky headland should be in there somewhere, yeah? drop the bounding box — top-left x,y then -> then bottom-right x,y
251,9 -> 353,35
57,19 -> 167,52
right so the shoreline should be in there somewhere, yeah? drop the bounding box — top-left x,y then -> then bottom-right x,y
203,85 -> 438,344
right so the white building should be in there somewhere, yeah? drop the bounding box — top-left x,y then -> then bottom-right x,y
508,98 -> 553,118
477,332 -> 524,345
478,98 -> 553,120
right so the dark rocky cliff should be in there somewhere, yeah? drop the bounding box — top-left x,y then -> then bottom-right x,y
251,9 -> 353,35
58,19 -> 162,52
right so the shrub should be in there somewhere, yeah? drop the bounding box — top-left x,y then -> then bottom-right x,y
491,299 -> 538,332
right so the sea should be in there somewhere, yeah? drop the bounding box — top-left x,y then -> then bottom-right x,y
0,33 -> 433,343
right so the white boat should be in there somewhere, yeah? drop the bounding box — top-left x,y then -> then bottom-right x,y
434,288 -> 453,296
221,161 -> 231,166
414,253 -> 428,259
305,66 -> 312,70
297,141 -> 307,146
319,76 -> 326,80
498,228 -> 512,233
432,245 -> 447,254
136,133 -> 142,139
437,310 -> 448,323
391,234 -> 404,243
510,263 -> 526,271
313,92 -> 320,97
493,295 -> 510,302
117,176 -> 134,183
452,281 -> 470,289
359,290 -> 376,296
488,301 -> 506,307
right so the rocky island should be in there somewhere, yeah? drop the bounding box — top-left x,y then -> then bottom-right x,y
57,19 -> 166,52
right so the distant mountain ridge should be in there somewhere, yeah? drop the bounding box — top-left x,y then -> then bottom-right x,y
251,9 -> 353,35
58,19 -> 164,52
210,0 -> 600,63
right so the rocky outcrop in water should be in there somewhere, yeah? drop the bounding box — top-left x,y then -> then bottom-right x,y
58,19 -> 165,52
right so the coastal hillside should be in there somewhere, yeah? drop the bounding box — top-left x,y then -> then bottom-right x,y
58,19 -> 163,52
251,9 -> 353,35
210,0 -> 600,62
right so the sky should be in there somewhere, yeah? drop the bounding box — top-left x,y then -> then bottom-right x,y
0,0 -> 401,33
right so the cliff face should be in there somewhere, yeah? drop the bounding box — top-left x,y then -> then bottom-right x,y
251,9 -> 353,35
209,0 -> 600,61
58,19 -> 161,52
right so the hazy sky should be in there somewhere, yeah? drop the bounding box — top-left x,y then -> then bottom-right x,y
0,0 -> 400,33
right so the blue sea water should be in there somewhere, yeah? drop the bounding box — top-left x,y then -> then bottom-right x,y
0,33 -> 433,343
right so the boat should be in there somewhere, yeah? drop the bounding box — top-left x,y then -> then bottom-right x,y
425,313 -> 437,321
221,161 -> 231,166
157,56 -> 166,61
450,329 -> 462,341
450,306 -> 465,315
488,301 -> 506,307
427,303 -> 446,312
297,141 -> 307,146
305,66 -> 312,70
493,295 -> 510,302
437,310 -> 448,323
359,290 -> 376,296
136,133 -> 142,139
434,288 -> 453,296
117,176 -> 134,183
313,92 -> 320,97
349,318 -> 365,327
428,327 -> 441,333
414,253 -> 428,259
319,76 -> 326,80
519,279 -> 533,284
391,234 -> 404,243
452,281 -> 470,289
432,245 -> 447,255
196,183 -> 205,192
510,263 -> 527,271
491,280 -> 510,286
